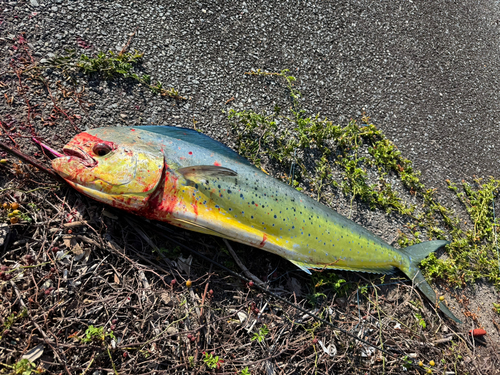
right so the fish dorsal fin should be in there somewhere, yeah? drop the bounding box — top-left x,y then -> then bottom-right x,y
136,126 -> 255,168
177,165 -> 238,182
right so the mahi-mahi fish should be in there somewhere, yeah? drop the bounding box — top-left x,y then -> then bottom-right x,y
47,126 -> 461,323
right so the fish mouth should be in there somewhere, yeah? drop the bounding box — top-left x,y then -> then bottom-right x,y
62,145 -> 97,167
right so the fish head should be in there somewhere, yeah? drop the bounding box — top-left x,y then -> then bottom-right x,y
52,128 -> 164,210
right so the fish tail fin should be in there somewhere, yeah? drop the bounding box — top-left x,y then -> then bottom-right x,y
399,241 -> 462,324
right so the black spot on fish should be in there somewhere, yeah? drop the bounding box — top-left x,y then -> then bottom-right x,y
274,215 -> 277,219
228,189 -> 232,194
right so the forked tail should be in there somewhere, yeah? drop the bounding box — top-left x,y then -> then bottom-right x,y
399,241 -> 462,324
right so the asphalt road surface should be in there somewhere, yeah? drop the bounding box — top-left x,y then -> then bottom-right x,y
3,0 -> 500,187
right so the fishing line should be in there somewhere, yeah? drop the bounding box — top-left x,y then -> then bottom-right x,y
150,221 -> 426,372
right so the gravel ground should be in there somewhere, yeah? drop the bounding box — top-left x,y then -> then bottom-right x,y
4,0 -> 500,187
2,0 -> 500,373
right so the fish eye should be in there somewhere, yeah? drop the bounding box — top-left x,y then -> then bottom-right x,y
93,143 -> 113,157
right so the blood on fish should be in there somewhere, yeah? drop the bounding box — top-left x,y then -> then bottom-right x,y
191,202 -> 199,216
162,197 -> 178,214
188,151 -> 193,155
214,161 -> 221,166
75,132 -> 106,144
259,234 -> 267,247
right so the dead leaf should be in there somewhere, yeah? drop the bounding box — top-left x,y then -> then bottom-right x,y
159,292 -> 174,307
176,255 -> 192,276
138,270 -> 150,289
318,340 -> 337,357
22,344 -> 44,362
237,310 -> 249,323
166,327 -> 178,335
71,243 -> 83,256
63,235 -> 77,249
0,223 -> 11,251
286,277 -> 303,296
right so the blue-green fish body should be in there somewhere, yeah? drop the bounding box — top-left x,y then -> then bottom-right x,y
51,126 -> 461,323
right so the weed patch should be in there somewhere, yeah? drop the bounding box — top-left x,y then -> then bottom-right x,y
48,50 -> 185,100
229,69 -> 500,290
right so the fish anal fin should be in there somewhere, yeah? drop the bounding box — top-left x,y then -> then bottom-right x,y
290,260 -> 312,275
290,259 -> 394,275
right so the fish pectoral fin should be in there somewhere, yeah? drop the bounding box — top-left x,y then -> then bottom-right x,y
177,165 -> 238,182
290,260 -> 312,275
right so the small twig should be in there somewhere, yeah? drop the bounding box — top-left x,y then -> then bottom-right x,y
119,27 -> 139,56
433,335 -> 454,345
194,281 -> 210,366
222,238 -> 264,286
63,220 -> 88,228
0,141 -> 66,183
10,281 -> 72,375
